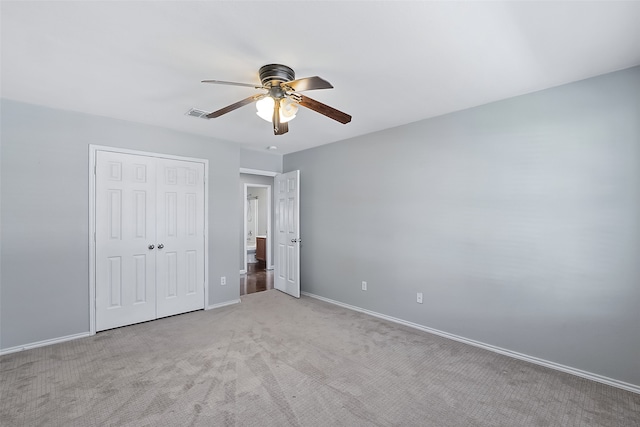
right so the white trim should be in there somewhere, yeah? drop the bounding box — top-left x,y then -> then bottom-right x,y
202,159 -> 210,311
301,292 -> 640,395
91,144 -> 208,164
207,299 -> 241,310
243,185 -> 248,271
88,146 -> 97,335
240,168 -> 278,177
89,145 -> 209,333
0,299 -> 239,354
0,332 -> 92,356
240,269 -> 247,275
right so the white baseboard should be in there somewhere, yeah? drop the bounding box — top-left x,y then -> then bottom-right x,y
301,291 -> 640,395
0,331 -> 93,356
206,299 -> 241,310
1,301 -> 242,356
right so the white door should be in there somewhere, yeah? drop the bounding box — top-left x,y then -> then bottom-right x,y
95,151 -> 157,331
275,170 -> 300,298
155,158 -> 206,318
95,151 -> 206,331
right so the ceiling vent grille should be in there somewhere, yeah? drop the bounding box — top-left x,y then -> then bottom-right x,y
185,108 -> 210,119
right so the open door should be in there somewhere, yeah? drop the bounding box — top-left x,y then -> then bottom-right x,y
274,170 -> 300,298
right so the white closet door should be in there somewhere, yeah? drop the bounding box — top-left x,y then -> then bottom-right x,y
96,151 -> 157,331
155,158 -> 206,318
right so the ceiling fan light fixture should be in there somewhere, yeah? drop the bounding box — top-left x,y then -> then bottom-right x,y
281,97 -> 298,121
255,96 -> 274,121
256,96 -> 298,123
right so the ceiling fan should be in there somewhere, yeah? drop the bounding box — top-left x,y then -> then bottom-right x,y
202,64 -> 352,135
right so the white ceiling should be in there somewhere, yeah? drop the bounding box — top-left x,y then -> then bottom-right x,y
2,1 -> 640,155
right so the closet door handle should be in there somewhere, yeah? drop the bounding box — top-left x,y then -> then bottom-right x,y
148,244 -> 155,250
157,244 -> 164,249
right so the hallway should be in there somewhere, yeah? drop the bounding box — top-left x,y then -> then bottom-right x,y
240,261 -> 273,296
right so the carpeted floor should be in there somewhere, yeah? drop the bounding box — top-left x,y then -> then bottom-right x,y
1,290 -> 639,426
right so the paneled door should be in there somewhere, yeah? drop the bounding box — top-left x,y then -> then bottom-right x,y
275,170 -> 300,298
95,150 -> 206,331
155,158 -> 206,318
95,151 -> 157,331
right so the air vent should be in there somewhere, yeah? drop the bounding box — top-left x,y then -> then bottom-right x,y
185,108 -> 210,119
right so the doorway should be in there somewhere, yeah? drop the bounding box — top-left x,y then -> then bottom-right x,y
242,183 -> 272,295
243,184 -> 271,270
240,173 -> 274,295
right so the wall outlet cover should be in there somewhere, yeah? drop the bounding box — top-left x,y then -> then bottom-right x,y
362,281 -> 367,291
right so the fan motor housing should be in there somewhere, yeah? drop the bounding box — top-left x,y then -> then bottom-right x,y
259,64 -> 295,87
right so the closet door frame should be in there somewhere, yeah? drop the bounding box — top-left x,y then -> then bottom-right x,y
89,145 -> 209,335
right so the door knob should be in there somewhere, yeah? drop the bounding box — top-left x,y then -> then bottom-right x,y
148,244 -> 155,250
158,244 -> 164,249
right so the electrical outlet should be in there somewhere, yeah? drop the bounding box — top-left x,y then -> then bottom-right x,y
361,281 -> 367,291
220,276 -> 226,286
417,292 -> 423,304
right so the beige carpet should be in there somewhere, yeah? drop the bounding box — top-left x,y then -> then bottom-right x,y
1,290 -> 639,426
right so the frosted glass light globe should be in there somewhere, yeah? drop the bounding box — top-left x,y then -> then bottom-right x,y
256,97 -> 298,123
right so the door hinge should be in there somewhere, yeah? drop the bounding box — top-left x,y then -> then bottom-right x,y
94,232 -> 96,242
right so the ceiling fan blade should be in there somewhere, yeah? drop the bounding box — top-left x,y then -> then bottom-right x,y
283,76 -> 333,92
294,94 -> 352,124
206,94 -> 265,118
202,79 -> 264,89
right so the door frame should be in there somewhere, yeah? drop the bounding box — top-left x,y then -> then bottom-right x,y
243,183 -> 272,273
239,168 -> 278,274
89,145 -> 209,335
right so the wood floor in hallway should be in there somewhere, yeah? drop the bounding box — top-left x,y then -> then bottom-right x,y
240,261 -> 273,296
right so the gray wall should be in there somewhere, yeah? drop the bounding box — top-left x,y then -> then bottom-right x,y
0,99 -> 243,350
284,67 -> 640,388
239,173 -> 275,270
240,148 -> 282,173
